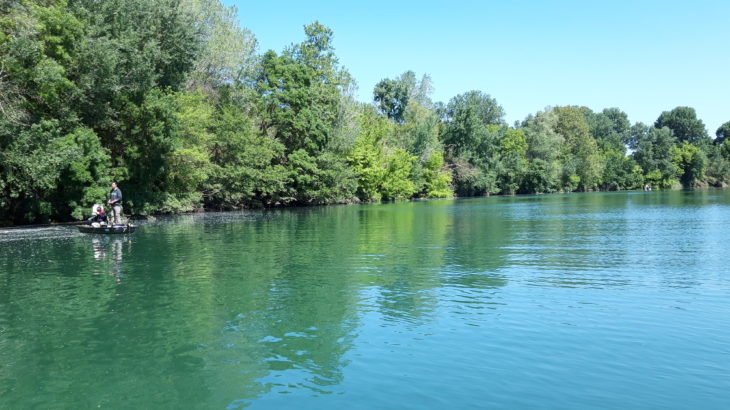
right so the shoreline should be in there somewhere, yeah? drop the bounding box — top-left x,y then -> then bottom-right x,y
2,186 -> 725,230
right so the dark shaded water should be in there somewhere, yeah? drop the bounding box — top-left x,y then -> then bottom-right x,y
1,191 -> 729,409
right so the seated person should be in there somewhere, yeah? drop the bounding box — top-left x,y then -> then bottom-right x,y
88,205 -> 108,225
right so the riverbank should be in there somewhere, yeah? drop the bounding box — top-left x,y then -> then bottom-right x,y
4,186 -> 726,229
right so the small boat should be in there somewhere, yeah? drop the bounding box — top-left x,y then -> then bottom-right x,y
77,224 -> 136,234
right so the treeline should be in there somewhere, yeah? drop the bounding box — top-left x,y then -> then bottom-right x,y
1,0 -> 730,225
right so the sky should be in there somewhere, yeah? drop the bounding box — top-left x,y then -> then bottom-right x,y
223,0 -> 729,134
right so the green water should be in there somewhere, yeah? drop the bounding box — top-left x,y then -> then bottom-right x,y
1,191 -> 729,409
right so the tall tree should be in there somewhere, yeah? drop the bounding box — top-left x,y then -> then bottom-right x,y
441,90 -> 504,157
520,110 -> 563,193
655,106 -> 709,145
373,71 -> 433,123
373,78 -> 410,123
497,128 -> 528,194
181,0 -> 258,94
0,1 -> 119,224
586,107 -> 631,153
256,22 -> 356,204
204,102 -> 288,209
671,141 -> 706,187
554,106 -> 603,191
633,126 -> 679,188
715,121 -> 730,145
440,91 -> 504,196
257,22 -> 346,155
704,143 -> 730,186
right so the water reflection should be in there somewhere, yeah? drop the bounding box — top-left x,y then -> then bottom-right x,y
90,236 -> 129,283
136,203 -> 515,406
2,192 -> 729,408
112,239 -> 123,282
92,237 -> 106,260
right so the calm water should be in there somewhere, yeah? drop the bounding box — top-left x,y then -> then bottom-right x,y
1,191 -> 729,409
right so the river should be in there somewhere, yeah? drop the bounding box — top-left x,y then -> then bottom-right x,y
1,191 -> 729,409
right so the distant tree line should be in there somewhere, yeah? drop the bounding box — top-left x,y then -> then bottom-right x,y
2,0 -> 729,225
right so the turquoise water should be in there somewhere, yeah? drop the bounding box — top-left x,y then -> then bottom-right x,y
1,191 -> 729,409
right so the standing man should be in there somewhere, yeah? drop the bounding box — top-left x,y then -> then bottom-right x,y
108,182 -> 123,224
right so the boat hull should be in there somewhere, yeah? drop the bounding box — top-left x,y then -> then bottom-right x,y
77,224 -> 136,234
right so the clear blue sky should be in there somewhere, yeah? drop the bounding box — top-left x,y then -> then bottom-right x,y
223,0 -> 729,134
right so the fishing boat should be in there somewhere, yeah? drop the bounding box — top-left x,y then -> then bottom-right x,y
77,223 -> 136,234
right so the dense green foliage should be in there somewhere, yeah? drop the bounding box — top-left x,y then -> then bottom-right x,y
1,0 -> 729,225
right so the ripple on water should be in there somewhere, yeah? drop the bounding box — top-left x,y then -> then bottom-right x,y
2,193 -> 730,409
